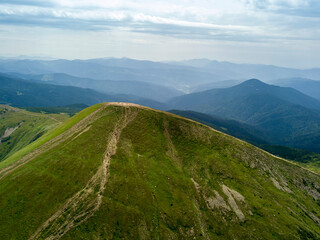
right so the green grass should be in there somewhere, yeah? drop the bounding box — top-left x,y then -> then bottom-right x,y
0,106 -> 69,162
0,104 -> 101,170
0,104 -> 320,239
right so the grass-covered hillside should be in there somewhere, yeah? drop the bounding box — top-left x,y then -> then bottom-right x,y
0,103 -> 320,239
0,105 -> 67,161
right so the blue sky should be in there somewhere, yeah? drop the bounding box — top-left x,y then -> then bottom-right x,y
0,0 -> 319,68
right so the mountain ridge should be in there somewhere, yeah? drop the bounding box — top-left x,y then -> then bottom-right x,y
168,79 -> 320,152
1,103 -> 320,239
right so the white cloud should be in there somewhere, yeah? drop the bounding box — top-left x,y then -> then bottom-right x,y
0,0 -> 319,67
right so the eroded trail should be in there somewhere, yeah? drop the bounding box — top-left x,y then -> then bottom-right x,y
30,107 -> 137,240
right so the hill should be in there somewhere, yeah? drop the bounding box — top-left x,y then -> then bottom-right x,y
168,80 -> 320,152
0,103 -> 320,239
0,105 -> 67,161
0,74 -> 167,110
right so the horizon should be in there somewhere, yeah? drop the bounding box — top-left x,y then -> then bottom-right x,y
0,0 -> 320,69
1,55 -> 319,71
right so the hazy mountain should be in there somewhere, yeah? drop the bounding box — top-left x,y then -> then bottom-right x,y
0,103 -> 319,239
9,73 -> 184,102
0,75 -> 167,110
2,58 -> 320,92
271,78 -> 320,101
168,80 -> 320,152
190,79 -> 243,92
174,59 -> 320,81
169,79 -> 320,112
0,59 -> 225,91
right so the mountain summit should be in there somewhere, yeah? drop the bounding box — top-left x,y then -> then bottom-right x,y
0,103 -> 319,239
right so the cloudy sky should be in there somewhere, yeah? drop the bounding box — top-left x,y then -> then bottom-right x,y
0,0 -> 319,68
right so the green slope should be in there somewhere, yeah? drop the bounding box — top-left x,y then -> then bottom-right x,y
169,109 -> 269,145
169,109 -> 320,174
0,103 -> 320,240
0,105 -> 68,161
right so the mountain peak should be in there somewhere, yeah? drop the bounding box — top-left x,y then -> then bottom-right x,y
239,79 -> 267,86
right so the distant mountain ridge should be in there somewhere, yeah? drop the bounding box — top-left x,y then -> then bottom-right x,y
271,77 -> 320,101
4,72 -> 183,102
0,74 -> 167,110
169,79 -> 320,112
1,58 -> 320,92
173,59 -> 320,81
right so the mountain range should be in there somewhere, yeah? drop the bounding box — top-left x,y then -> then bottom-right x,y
1,58 -> 320,92
5,72 -> 183,102
2,70 -> 320,154
0,74 -> 166,110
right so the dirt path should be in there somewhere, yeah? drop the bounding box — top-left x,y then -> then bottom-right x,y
29,106 -> 137,240
0,103 -> 140,180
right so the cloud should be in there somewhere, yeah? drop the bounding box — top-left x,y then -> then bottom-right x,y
243,0 -> 320,17
0,0 -> 319,68
0,5 -> 269,42
0,0 -> 55,7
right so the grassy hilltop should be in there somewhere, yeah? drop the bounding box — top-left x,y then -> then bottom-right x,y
0,103 -> 320,239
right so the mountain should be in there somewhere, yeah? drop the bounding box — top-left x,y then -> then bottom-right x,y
0,103 -> 320,239
3,58 -> 320,93
9,73 -> 183,102
169,79 -> 320,113
174,59 -> 320,81
271,78 -> 320,101
0,59 -> 225,91
190,79 -> 242,92
0,105 -> 67,161
0,74 -> 167,110
168,80 -> 320,152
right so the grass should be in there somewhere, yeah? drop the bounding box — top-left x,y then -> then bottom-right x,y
0,106 -> 68,162
0,103 -> 101,170
0,104 -> 320,239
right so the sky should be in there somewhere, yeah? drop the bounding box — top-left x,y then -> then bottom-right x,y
0,0 -> 319,68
